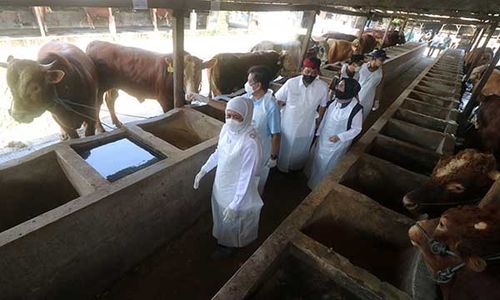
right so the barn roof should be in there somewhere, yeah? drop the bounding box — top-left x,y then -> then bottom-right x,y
0,0 -> 499,23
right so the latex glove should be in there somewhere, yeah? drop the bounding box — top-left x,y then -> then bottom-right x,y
372,100 -> 380,111
266,157 -> 277,168
223,207 -> 237,223
193,170 -> 207,190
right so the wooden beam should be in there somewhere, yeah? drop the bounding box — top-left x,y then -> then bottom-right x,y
465,26 -> 481,53
301,10 -> 317,62
173,9 -> 185,109
462,37 -> 499,119
358,15 -> 370,38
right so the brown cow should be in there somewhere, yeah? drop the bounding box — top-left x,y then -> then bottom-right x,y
364,29 -> 405,48
408,204 -> 500,300
86,41 -> 215,128
251,37 -> 303,74
403,149 -> 499,218
207,51 -> 292,96
151,8 -> 172,31
326,39 -> 361,64
465,48 -> 494,73
1,41 -> 99,139
477,95 -> 500,160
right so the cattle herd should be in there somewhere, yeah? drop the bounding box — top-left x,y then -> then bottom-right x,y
1,27 -> 500,298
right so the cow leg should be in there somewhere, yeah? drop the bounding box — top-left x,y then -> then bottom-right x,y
105,89 -> 123,127
108,8 -> 117,35
84,120 -> 96,137
159,93 -> 174,112
86,13 -> 95,29
151,9 -> 159,32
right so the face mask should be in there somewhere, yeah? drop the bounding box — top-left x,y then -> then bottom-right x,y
302,75 -> 316,84
244,82 -> 254,96
335,89 -> 349,100
226,118 -> 245,133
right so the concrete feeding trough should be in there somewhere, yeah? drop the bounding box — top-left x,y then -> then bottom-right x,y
408,90 -> 459,108
214,50 -> 463,300
401,98 -> 457,120
0,108 -> 223,299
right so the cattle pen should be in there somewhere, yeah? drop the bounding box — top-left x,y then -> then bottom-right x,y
0,1 -> 500,300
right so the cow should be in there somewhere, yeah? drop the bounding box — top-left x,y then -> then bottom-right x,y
319,31 -> 357,42
464,48 -> 494,73
364,29 -> 405,48
206,51 -> 292,96
84,7 -> 116,34
85,41 -> 215,128
151,8 -> 172,31
408,204 -> 500,300
313,34 -> 376,63
403,149 -> 500,218
1,41 -> 100,139
477,95 -> 500,160
250,37 -> 303,74
326,39 -> 361,64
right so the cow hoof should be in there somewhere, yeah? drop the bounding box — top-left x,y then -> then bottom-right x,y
114,121 -> 124,128
96,127 -> 106,134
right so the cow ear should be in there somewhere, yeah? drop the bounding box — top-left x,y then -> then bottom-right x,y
46,70 -> 65,84
465,256 -> 487,272
201,58 -> 217,70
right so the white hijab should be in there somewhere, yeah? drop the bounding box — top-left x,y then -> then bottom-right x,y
225,96 -> 254,135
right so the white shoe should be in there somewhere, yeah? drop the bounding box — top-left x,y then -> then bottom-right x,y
372,100 -> 380,111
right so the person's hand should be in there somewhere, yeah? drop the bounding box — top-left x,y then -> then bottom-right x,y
372,100 -> 380,111
193,170 -> 207,190
266,157 -> 277,168
329,135 -> 340,143
223,207 -> 237,223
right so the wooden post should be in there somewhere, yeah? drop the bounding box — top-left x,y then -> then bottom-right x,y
108,7 -> 116,35
464,22 -> 497,83
382,16 -> 394,48
471,25 -> 486,51
33,6 -> 47,37
301,10 -> 316,62
358,15 -> 369,39
461,46 -> 500,121
465,26 -> 481,53
173,9 -> 185,108
400,17 -> 408,32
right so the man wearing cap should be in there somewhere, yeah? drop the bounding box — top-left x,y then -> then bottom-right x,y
358,49 -> 386,120
306,77 -> 363,189
275,57 -> 329,173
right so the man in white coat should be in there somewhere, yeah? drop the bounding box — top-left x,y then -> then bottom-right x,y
245,65 -> 281,195
358,49 -> 387,120
307,77 -> 363,189
275,57 -> 329,173
193,96 -> 263,259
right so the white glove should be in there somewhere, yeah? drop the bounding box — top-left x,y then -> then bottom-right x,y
266,157 -> 277,168
193,170 -> 207,190
223,207 -> 237,223
372,100 -> 380,111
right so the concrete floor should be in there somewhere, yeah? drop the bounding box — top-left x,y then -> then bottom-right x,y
97,56 -> 434,300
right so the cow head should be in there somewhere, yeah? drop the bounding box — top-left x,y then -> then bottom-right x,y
181,54 -> 216,102
279,50 -> 296,76
403,149 -> 499,218
351,39 -> 361,54
1,56 -> 65,123
409,204 -> 500,295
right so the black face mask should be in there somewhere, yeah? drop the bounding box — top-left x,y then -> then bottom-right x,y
335,89 -> 349,100
302,75 -> 316,84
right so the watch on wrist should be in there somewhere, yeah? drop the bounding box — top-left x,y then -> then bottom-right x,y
270,154 -> 278,160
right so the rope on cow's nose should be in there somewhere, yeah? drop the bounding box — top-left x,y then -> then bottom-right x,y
53,96 -> 114,130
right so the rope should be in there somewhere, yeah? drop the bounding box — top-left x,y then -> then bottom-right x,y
54,96 -> 149,120
54,97 -> 114,130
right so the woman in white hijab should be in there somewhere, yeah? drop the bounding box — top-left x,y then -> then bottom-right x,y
193,96 -> 263,258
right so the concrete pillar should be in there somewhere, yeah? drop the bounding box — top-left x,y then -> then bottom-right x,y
189,9 -> 197,31
173,10 -> 185,108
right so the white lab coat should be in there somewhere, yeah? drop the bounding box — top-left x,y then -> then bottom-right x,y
340,64 -> 360,81
307,99 -> 363,189
275,75 -> 329,172
201,126 -> 263,248
358,63 -> 383,120
250,90 -> 280,195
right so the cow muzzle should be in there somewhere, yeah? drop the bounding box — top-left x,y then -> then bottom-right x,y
9,108 -> 36,123
403,195 -> 419,211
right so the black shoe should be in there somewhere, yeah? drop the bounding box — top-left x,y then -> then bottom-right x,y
211,244 -> 236,260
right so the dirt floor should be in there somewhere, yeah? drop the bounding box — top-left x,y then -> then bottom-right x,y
97,55 -> 434,300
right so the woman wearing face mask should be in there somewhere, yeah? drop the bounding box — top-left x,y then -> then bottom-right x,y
307,77 -> 363,189
340,54 -> 365,81
245,65 -> 281,195
358,49 -> 387,119
193,96 -> 263,259
275,57 -> 329,173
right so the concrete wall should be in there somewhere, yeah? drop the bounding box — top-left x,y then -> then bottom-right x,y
0,108 -> 222,299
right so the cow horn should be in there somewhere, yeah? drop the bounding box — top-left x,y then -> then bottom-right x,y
40,60 -> 57,70
488,170 -> 500,181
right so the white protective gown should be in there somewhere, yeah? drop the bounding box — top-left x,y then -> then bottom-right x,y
250,90 -> 280,195
275,75 -> 329,172
358,63 -> 383,120
307,99 -> 363,189
340,63 -> 360,81
201,125 -> 263,248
